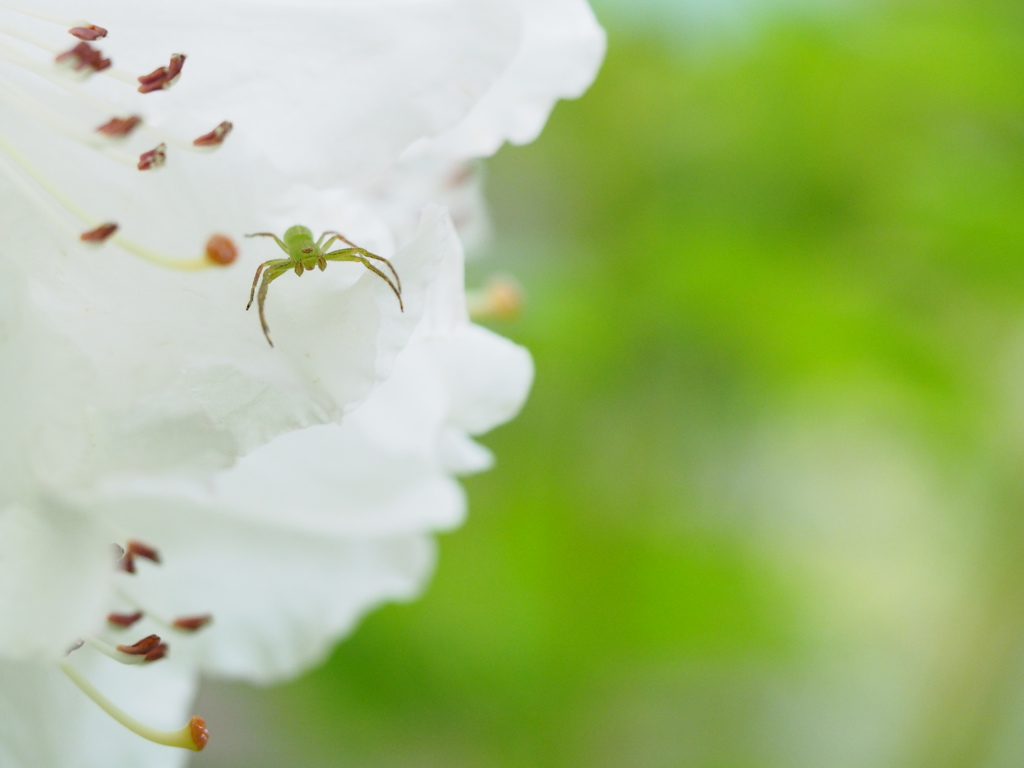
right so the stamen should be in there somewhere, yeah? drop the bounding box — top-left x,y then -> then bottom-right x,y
0,21 -> 146,89
107,611 -> 144,628
0,5 -> 101,32
116,634 -> 162,657
116,551 -> 136,574
66,639 -> 85,655
59,660 -> 209,751
136,143 -> 166,171
127,540 -> 161,564
192,120 -> 233,148
172,615 -> 213,632
117,539 -> 162,572
80,223 -> 118,243
117,236 -> 237,272
113,588 -> 216,636
0,136 -> 86,239
96,115 -> 142,138
0,19 -> 59,53
205,234 -> 239,265
0,134 -> 225,271
138,53 -> 186,93
84,634 -> 164,666
467,276 -> 524,321
54,41 -> 110,74
68,25 -> 107,42
0,39 -> 224,156
0,7 -> 108,51
0,73 -> 141,167
0,22 -> 236,271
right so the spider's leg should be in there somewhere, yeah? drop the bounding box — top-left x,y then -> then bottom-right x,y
354,248 -> 402,294
316,233 -> 344,261
244,232 -> 289,255
247,258 -> 292,309
247,261 -> 269,310
255,262 -> 293,347
321,230 -> 358,249
321,233 -> 401,292
323,249 -> 404,312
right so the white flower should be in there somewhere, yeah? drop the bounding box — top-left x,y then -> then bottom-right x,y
0,209 -> 533,768
0,1 -> 602,765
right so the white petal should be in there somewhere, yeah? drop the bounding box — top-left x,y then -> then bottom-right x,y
257,206 -> 452,411
39,0 -> 523,182
208,422 -> 469,538
407,0 -> 607,159
17,205 -> 450,487
0,502 -> 110,661
439,425 -> 495,474
427,325 -> 534,435
105,496 -> 436,683
0,654 -> 198,768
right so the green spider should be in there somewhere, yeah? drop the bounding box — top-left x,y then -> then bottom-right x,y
245,225 -> 403,347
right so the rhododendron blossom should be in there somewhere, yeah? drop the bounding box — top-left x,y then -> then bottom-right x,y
0,1 -> 604,766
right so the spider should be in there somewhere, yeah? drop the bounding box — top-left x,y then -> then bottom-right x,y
245,225 -> 403,347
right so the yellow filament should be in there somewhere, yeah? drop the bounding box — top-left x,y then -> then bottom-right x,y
0,4 -> 88,28
0,132 -> 216,271
0,73 -> 137,167
82,636 -> 150,666
59,660 -> 208,751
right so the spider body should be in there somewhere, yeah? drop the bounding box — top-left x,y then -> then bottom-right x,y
245,225 -> 403,347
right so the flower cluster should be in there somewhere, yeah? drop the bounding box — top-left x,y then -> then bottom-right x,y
0,2 -> 604,766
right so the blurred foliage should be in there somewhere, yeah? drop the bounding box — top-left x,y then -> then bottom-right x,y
201,2 -> 1024,766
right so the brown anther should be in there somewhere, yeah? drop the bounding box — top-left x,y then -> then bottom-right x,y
96,115 -> 142,138
193,120 -> 233,148
116,633 -> 162,656
144,642 -> 169,663
189,717 -> 210,751
55,42 -> 111,74
117,552 -> 136,574
172,615 -> 213,632
138,53 -> 186,93
80,222 -> 118,243
204,234 -> 238,266
127,540 -> 161,564
66,639 -> 84,655
445,164 -> 474,190
69,25 -> 108,41
107,611 -> 144,628
137,143 -> 167,171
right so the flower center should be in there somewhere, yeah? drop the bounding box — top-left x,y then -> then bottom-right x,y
60,538 -> 213,752
0,5 -> 238,269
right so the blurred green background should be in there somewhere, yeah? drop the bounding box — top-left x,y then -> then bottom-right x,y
199,1 -> 1024,765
